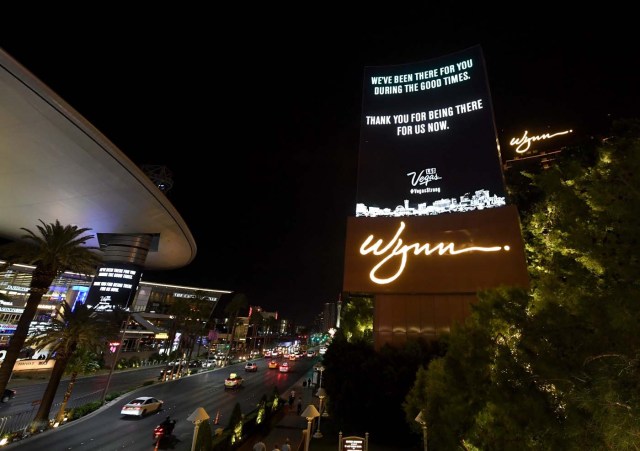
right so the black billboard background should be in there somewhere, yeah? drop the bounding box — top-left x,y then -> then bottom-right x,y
85,263 -> 142,311
356,45 -> 507,215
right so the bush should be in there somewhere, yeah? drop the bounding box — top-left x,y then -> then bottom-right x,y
148,352 -> 166,363
127,356 -> 141,368
84,361 -> 100,372
66,390 -> 125,422
211,395 -> 285,451
69,400 -> 102,420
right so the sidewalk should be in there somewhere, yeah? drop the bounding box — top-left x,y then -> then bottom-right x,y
240,370 -> 412,451
240,368 -> 320,451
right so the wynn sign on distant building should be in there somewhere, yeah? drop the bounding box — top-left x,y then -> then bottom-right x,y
356,45 -> 506,217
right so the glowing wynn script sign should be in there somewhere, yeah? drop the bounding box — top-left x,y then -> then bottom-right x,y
360,221 -> 510,284
510,129 -> 572,153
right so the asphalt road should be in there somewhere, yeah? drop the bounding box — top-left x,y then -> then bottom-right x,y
3,357 -> 317,450
2,365 -> 164,417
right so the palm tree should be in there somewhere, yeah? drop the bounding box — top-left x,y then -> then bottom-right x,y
248,310 -> 264,352
223,293 -> 248,359
50,349 -> 100,424
26,302 -> 120,430
167,293 -> 213,372
0,220 -> 101,396
263,316 -> 279,351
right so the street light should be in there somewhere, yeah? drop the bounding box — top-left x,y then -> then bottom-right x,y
300,404 -> 320,451
187,407 -> 210,451
415,410 -> 427,451
101,311 -> 131,405
314,387 -> 327,438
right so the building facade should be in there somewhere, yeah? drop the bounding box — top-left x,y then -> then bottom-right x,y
0,260 -> 231,364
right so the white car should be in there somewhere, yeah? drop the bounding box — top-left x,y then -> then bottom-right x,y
201,359 -> 216,368
121,396 -> 163,417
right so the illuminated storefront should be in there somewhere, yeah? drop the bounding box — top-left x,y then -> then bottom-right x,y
0,260 -> 230,361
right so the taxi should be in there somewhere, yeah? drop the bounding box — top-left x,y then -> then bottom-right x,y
224,372 -> 244,389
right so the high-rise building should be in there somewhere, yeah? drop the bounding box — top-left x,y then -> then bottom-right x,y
322,302 -> 337,332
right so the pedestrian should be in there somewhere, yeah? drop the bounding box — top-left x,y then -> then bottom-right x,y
296,397 -> 302,415
307,377 -> 312,388
288,390 -> 295,406
272,444 -> 280,451
253,440 -> 266,451
281,438 -> 292,451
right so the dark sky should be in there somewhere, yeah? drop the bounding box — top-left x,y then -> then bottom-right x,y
0,14 -> 636,325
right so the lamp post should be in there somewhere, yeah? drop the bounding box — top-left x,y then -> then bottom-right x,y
101,312 -> 130,405
300,404 -> 320,451
187,407 -> 210,451
313,387 -> 327,438
313,363 -> 325,389
415,410 -> 427,451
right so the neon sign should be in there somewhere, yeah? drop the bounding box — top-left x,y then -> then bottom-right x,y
510,129 -> 572,153
359,221 -> 510,284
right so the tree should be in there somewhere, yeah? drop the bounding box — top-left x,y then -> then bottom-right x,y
168,293 -> 213,368
26,302 -> 120,431
248,310 -> 264,352
263,316 -> 279,350
223,293 -> 248,358
340,295 -> 374,343
0,220 -> 101,396
321,333 -> 440,447
193,418 -> 213,451
414,119 -> 640,449
228,402 -> 243,446
51,349 -> 100,424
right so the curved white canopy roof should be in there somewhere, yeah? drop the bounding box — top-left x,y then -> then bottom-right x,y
0,48 -> 196,270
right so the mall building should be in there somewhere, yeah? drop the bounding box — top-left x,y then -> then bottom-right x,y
0,260 -> 230,364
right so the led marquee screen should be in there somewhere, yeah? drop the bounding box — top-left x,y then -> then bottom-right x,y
85,263 -> 142,311
356,45 -> 506,217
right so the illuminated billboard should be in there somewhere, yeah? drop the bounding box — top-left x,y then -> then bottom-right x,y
343,205 -> 529,294
502,126 -> 577,170
85,263 -> 142,311
356,45 -> 506,217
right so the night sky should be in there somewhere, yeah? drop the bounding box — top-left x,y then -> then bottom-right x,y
0,13 -> 636,325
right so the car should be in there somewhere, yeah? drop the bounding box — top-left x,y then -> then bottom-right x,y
279,361 -> 289,373
201,359 -> 216,368
306,350 -> 315,358
224,372 -> 244,389
289,353 -> 297,361
120,396 -> 163,417
268,360 -> 279,369
245,362 -> 258,372
1,388 -> 16,403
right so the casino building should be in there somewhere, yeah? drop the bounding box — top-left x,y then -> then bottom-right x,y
0,47 -> 229,364
0,261 -> 230,362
